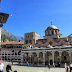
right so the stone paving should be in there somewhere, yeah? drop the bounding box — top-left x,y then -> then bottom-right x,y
12,66 -> 65,72
1,61 -> 66,72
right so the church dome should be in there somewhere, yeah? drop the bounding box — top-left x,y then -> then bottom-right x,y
47,25 -> 58,29
68,34 -> 72,37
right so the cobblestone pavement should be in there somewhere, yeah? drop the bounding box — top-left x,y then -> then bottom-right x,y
1,61 -> 65,72
12,66 -> 65,72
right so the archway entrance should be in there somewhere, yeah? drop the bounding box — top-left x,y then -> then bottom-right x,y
45,52 -> 52,65
32,52 -> 37,64
50,60 -> 53,65
61,51 -> 69,63
39,52 -> 43,64
54,51 -> 60,66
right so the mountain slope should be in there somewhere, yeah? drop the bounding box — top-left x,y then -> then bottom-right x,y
1,29 -> 24,41
1,34 -> 16,42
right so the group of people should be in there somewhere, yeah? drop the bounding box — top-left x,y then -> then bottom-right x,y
65,63 -> 72,72
0,61 -> 12,72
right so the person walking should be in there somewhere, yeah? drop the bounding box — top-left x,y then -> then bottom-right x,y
6,62 -> 12,72
53,62 -> 55,67
65,63 -> 67,72
48,63 -> 50,70
70,64 -> 72,72
0,62 -> 4,72
65,63 -> 69,72
27,62 -> 29,66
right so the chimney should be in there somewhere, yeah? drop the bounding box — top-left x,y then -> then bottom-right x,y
19,40 -> 21,42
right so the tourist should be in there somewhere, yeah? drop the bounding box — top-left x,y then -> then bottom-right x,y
0,62 -> 4,72
53,62 -> 55,67
70,64 -> 72,72
66,66 -> 69,72
6,62 -> 12,72
59,62 -> 60,67
48,63 -> 50,70
27,62 -> 29,66
65,63 -> 67,72
65,63 -> 69,72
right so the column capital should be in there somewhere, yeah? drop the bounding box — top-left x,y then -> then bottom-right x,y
42,51 -> 45,57
42,51 -> 46,54
69,52 -> 71,56
51,51 -> 54,56
29,52 -> 32,57
59,51 -> 62,56
37,52 -> 39,57
67,51 -> 71,56
36,52 -> 39,55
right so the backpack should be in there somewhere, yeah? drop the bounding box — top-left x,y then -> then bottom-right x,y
6,65 -> 12,72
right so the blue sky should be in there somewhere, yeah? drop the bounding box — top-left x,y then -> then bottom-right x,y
0,0 -> 72,38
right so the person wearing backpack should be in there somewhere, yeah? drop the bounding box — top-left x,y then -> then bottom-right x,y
6,62 -> 12,72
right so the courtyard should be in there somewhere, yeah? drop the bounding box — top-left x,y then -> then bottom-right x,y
1,61 -> 65,72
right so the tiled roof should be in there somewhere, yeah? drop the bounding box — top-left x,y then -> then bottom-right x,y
22,43 -> 34,47
1,41 -> 24,45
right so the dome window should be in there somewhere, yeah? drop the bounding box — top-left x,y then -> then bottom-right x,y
49,41 -> 53,45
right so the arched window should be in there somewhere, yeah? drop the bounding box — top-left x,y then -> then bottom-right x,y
49,41 -> 53,45
61,43 -> 63,46
52,30 -> 53,35
48,31 -> 50,35
64,56 -> 67,60
26,40 -> 28,44
55,30 -> 57,35
29,40 -> 32,43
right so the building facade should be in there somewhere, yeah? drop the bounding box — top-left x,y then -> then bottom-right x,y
0,40 -> 24,62
24,32 -> 40,44
21,25 -> 72,67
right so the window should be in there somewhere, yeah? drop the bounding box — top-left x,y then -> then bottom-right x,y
61,43 -> 63,46
32,35 -> 33,37
64,56 -> 67,60
55,30 -> 57,35
52,30 -> 53,35
29,40 -> 32,43
49,41 -> 53,45
26,40 -> 28,44
48,31 -> 50,35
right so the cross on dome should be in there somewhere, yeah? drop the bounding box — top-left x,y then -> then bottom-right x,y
50,22 -> 52,25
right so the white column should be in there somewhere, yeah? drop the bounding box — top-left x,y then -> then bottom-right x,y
21,52 -> 24,65
0,27 -> 2,48
68,52 -> 71,63
4,50 -> 5,61
10,51 -> 11,61
59,51 -> 62,63
52,51 -> 54,65
29,52 -> 32,65
43,52 -> 45,66
7,51 -> 8,60
14,50 -> 15,60
17,51 -> 18,60
37,52 -> 39,65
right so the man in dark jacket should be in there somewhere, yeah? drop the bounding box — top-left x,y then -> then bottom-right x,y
6,62 -> 12,72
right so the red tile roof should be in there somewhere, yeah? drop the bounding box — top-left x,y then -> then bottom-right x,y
1,41 -> 24,45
